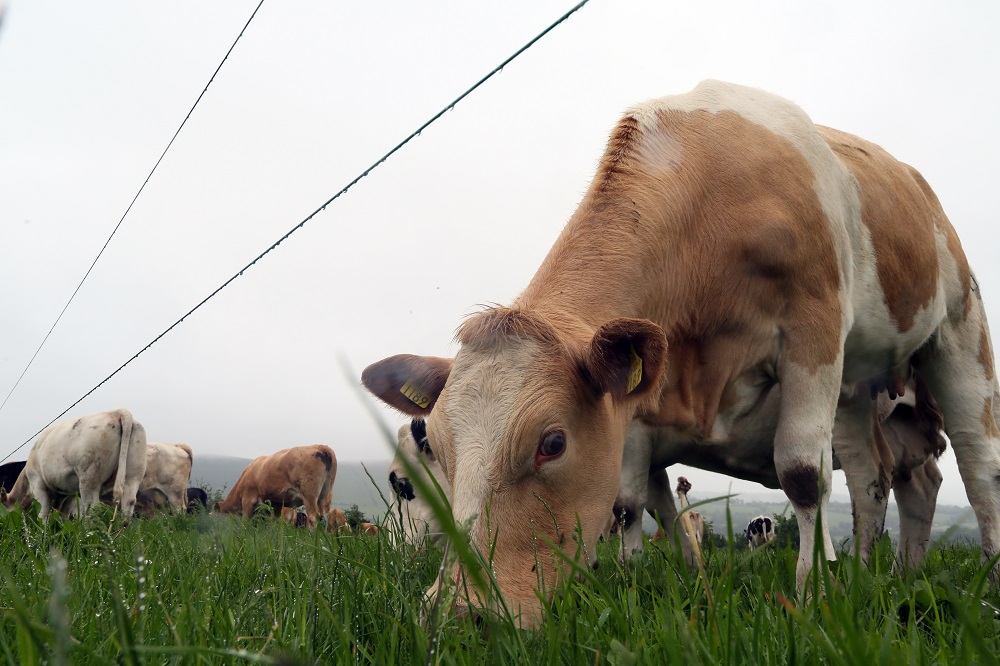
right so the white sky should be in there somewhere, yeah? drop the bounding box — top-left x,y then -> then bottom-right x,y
1,1 -> 997,507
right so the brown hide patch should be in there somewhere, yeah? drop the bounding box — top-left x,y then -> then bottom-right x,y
980,323 -> 996,382
778,464 -> 821,509
580,109 -> 846,430
821,127 -> 960,332
983,401 -> 1000,439
650,110 -> 842,370
907,165 -> 972,315
519,109 -> 843,377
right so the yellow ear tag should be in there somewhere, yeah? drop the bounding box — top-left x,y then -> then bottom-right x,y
626,345 -> 643,394
400,381 -> 432,409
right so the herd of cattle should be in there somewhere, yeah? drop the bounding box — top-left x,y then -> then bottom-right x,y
0,410 -> 371,532
4,80 -> 1000,628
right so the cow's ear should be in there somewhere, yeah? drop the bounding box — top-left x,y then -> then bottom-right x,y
581,318 -> 667,402
361,354 -> 453,416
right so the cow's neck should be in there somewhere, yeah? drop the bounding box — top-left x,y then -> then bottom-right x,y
515,187 -> 693,342
514,183 -> 771,438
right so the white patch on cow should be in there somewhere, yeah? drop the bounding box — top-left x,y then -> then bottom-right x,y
441,340 -> 540,533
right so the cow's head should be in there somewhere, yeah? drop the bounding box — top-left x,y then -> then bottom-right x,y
362,308 -> 667,626
388,419 -> 452,545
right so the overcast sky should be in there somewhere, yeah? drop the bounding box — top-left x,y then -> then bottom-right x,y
1,1 -> 998,508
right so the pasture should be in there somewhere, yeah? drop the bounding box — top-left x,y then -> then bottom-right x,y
0,504 -> 997,665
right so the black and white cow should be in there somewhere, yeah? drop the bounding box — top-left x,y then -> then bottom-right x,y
746,515 -> 776,549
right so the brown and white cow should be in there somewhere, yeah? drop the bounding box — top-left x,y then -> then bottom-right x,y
215,445 -> 336,529
388,418 -> 452,546
1,409 -> 147,521
362,80 -> 1000,626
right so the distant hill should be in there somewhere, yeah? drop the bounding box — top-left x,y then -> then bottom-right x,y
190,455 -> 392,519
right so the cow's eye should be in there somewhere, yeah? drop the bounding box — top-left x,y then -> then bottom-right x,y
536,430 -> 566,463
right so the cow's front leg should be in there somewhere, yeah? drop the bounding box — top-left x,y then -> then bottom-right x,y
775,360 -> 840,589
29,479 -> 53,523
833,394 -> 891,564
615,421 -> 654,565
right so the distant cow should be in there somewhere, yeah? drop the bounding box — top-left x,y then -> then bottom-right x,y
650,477 -> 704,559
2,409 -> 146,521
327,507 -> 350,533
359,522 -> 379,535
746,516 -> 776,550
215,445 -> 336,529
281,505 -> 308,527
388,418 -> 451,546
186,487 -> 209,513
134,442 -> 192,513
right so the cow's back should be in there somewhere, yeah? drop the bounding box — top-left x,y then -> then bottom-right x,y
28,409 -> 135,493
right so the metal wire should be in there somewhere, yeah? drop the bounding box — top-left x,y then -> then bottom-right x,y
0,0 -> 267,422
0,0 -> 592,463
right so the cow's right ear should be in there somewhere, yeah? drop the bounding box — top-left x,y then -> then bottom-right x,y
361,354 -> 453,416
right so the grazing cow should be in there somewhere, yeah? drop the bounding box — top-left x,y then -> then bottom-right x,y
133,442 -> 192,513
746,516 -> 776,549
215,445 -> 336,529
327,507 -> 350,533
388,418 -> 451,546
363,81 -> 1000,626
359,522 -> 379,535
2,409 -> 147,522
281,505 -> 308,527
186,487 -> 209,513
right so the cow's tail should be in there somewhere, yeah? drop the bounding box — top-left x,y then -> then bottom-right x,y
113,410 -> 135,500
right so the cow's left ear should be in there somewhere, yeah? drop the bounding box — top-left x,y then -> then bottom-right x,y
581,318 -> 667,402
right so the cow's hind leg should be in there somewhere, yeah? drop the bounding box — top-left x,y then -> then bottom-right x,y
915,308 -> 1000,578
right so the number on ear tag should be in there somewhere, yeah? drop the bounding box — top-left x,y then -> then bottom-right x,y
626,346 -> 643,394
400,382 -> 431,409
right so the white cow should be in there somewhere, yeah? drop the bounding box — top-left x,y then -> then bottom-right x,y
133,442 -> 193,514
388,418 -> 451,546
10,409 -> 147,521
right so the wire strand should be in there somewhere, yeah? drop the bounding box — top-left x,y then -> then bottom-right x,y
0,0 -> 266,421
0,0 -> 592,464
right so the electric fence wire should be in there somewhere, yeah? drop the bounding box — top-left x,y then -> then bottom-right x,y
0,0 -> 267,422
0,0 -> 592,463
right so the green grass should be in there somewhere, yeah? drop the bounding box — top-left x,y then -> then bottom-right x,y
0,504 -> 998,665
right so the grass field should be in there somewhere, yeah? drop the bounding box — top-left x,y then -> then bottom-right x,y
1,503 -> 998,666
